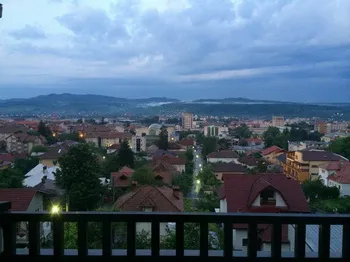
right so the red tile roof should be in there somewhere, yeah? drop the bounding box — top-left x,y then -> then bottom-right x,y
115,186 -> 184,212
246,138 -> 263,145
207,150 -> 239,159
152,155 -> 186,165
262,146 -> 283,156
213,162 -> 246,173
328,163 -> 350,184
179,138 -> 195,147
220,174 -> 309,213
301,151 -> 347,161
0,189 -> 39,211
318,161 -> 347,171
111,166 -> 135,187
87,132 -> 132,139
151,161 -> 179,184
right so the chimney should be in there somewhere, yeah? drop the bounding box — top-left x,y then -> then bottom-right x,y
43,166 -> 47,172
41,175 -> 47,184
131,181 -> 137,188
173,186 -> 180,199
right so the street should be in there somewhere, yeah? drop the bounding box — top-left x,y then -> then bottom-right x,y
189,148 -> 202,199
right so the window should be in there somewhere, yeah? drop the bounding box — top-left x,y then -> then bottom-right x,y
311,165 -> 318,168
260,190 -> 276,205
242,238 -> 248,246
143,207 -> 153,212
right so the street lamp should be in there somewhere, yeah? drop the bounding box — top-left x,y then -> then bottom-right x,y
51,205 -> 60,214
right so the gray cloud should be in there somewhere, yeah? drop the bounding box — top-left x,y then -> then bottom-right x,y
9,25 -> 47,40
1,0 -> 350,101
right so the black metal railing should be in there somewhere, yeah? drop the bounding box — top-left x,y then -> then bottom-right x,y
1,201 -> 350,261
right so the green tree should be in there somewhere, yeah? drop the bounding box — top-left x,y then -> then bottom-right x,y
158,126 -> 169,150
302,179 -> 340,201
31,145 -> 47,153
0,168 -> 24,188
231,124 -> 252,139
202,137 -> 217,159
197,166 -> 221,188
101,154 -> 120,178
218,138 -> 230,150
172,172 -> 193,196
185,148 -> 194,162
55,143 -> 104,211
58,132 -> 85,142
328,137 -> 350,159
13,156 -> 39,174
131,167 -> 162,186
117,140 -> 134,168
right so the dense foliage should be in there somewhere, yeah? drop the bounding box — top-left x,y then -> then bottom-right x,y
230,124 -> 252,139
158,126 -> 169,150
55,143 -> 105,211
201,137 -> 217,159
328,137 -> 350,160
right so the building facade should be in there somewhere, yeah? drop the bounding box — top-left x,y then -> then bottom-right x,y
181,113 -> 193,130
272,116 -> 285,127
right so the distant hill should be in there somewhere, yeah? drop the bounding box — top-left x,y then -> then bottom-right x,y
0,93 -> 349,119
192,97 -> 295,104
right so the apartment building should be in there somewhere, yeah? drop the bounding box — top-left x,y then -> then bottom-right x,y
272,116 -> 285,127
181,112 -> 193,130
5,133 -> 46,154
131,136 -> 146,153
283,150 -> 347,182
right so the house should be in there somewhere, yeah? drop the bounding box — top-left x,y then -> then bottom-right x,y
152,155 -> 186,173
212,162 -> 246,181
283,150 -> 348,182
37,141 -> 77,167
0,123 -> 28,141
107,144 -> 120,154
0,188 -> 45,246
246,138 -> 263,146
327,163 -> 350,196
237,155 -> 260,169
207,150 -> 239,164
179,137 -> 195,148
85,132 -> 133,148
275,153 -> 287,167
318,161 -> 346,186
219,174 -> 309,252
24,164 -> 59,187
262,146 -> 285,165
288,141 -> 328,151
115,185 -> 183,236
5,133 -> 46,154
111,166 -> 135,188
150,161 -> 179,185
131,136 -> 146,153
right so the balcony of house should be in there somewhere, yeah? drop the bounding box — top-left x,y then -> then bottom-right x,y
1,201 -> 350,261
283,164 -> 309,182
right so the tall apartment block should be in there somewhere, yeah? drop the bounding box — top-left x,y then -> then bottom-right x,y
182,112 -> 193,130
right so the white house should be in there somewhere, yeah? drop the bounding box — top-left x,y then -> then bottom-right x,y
207,150 -> 239,164
219,174 -> 310,252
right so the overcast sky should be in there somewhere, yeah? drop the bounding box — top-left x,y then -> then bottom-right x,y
0,0 -> 349,101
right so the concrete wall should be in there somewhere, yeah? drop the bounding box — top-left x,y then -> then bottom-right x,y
329,180 -> 350,197
219,199 -> 227,213
27,193 -> 44,212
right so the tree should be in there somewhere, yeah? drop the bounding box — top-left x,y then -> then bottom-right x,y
131,167 -> 162,186
117,140 -> 134,168
202,137 -> 217,159
58,132 -> 85,142
172,172 -> 193,196
101,154 -> 120,178
55,143 -> 104,211
13,156 -> 39,174
37,120 -> 57,145
239,139 -> 248,146
31,145 -> 47,153
231,124 -> 252,139
328,137 -> 350,159
185,148 -> 194,163
0,168 -> 24,188
197,166 -> 221,188
158,126 -> 169,150
218,138 -> 230,150
302,179 -> 340,202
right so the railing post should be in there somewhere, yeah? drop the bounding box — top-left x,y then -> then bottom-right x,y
0,202 -> 11,255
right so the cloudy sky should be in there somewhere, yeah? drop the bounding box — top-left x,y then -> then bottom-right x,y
0,0 -> 349,101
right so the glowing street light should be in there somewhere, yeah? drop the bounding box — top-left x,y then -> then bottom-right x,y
196,155 -> 199,159
196,179 -> 200,185
103,156 -> 106,159
51,205 -> 60,214
199,164 -> 202,167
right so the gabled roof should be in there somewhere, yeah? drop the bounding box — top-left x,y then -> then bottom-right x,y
115,186 -> 183,212
328,163 -> 350,184
0,189 -> 41,211
111,166 -> 135,187
179,138 -> 195,147
213,162 -> 246,173
24,164 -> 59,187
318,161 -> 347,171
238,155 -> 260,167
220,174 -> 309,213
262,146 -> 283,156
301,151 -> 347,161
153,155 -> 186,165
207,150 -> 239,159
